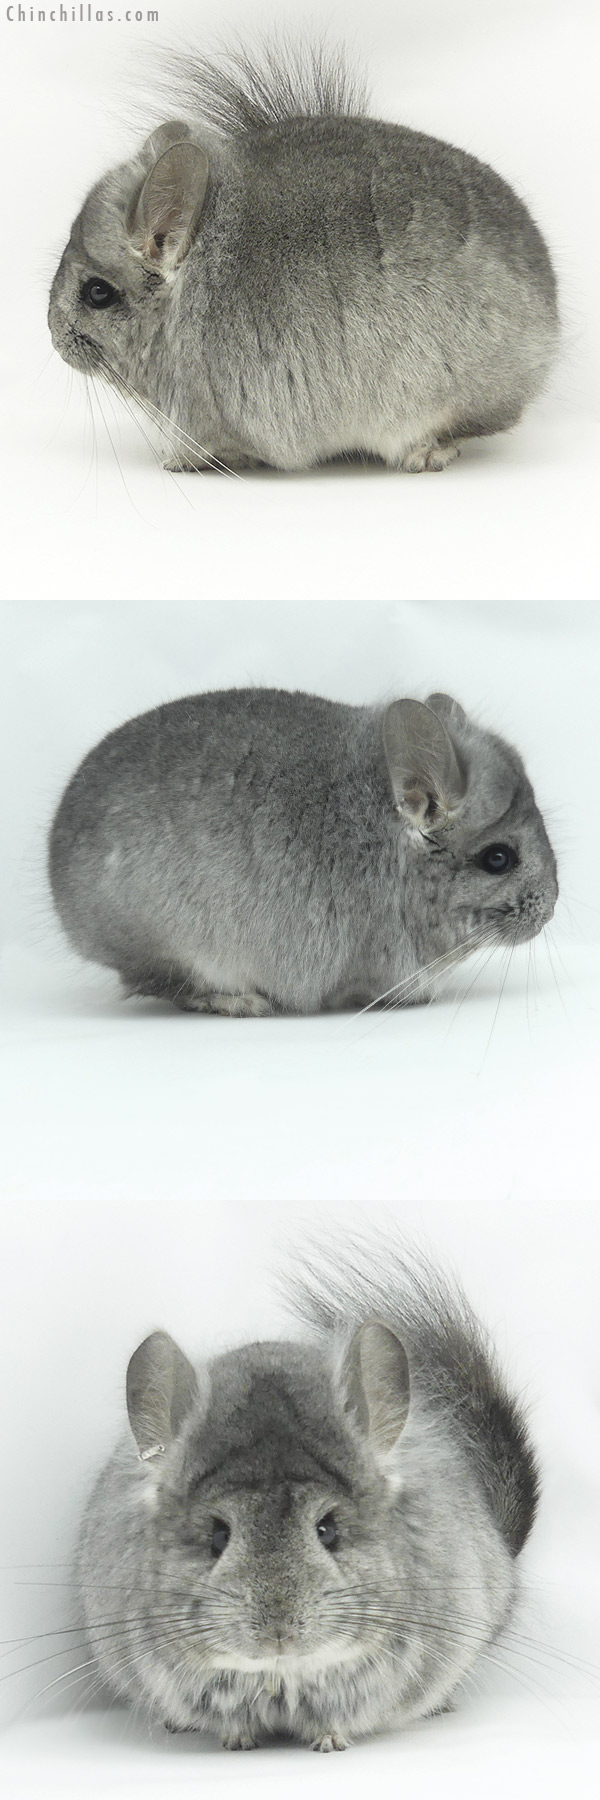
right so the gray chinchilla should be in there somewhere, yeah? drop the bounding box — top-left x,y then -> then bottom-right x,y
48,45 -> 558,473
48,686 -> 558,1014
77,1242 -> 539,1749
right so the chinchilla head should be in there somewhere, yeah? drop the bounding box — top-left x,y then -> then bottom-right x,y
385,694 -> 558,948
124,1324 -> 416,1670
48,121 -> 215,387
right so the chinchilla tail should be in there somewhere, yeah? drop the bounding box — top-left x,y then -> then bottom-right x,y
168,40 -> 369,136
280,1232 -> 540,1558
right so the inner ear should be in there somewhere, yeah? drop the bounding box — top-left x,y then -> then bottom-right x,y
382,698 -> 467,829
129,140 -> 210,271
126,1330 -> 199,1459
341,1321 -> 411,1455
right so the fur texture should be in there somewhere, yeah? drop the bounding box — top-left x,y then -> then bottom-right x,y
78,1243 -> 539,1749
48,687 -> 558,1015
48,46 -> 558,473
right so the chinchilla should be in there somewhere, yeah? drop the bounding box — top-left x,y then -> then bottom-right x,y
77,1241 -> 539,1749
48,687 -> 558,1015
47,44 -> 558,474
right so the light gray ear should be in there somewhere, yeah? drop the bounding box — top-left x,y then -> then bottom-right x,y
340,1321 -> 410,1455
129,139 -> 209,271
126,1330 -> 199,1459
382,699 -> 467,828
139,120 -> 192,162
425,692 -> 467,730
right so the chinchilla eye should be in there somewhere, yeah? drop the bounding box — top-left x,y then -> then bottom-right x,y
477,843 -> 518,875
316,1512 -> 338,1550
81,277 -> 118,310
210,1519 -> 230,1558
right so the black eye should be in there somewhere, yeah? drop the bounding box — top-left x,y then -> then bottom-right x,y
477,843 -> 518,876
81,277 -> 118,310
210,1519 -> 230,1559
316,1513 -> 338,1551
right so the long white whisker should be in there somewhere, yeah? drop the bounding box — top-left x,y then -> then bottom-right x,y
99,357 -> 245,481
352,929 -> 499,1022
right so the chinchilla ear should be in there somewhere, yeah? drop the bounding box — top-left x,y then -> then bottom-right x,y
340,1321 -> 410,1455
126,1330 -> 199,1460
129,139 -> 209,272
139,120 -> 192,163
425,692 -> 467,729
382,698 -> 467,828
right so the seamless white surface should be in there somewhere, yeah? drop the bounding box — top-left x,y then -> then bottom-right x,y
1,0 -> 599,600
1,599 -> 599,1791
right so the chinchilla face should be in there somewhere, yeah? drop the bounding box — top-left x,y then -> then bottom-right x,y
48,124 -> 211,395
385,695 -> 558,950
125,1331 -> 411,1677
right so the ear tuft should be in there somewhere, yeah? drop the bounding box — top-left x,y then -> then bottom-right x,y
129,140 -> 209,272
383,698 -> 467,829
126,1330 -> 199,1459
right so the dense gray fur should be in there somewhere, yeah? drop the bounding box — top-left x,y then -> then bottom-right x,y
48,45 -> 559,473
78,1244 -> 539,1749
48,686 -> 558,1015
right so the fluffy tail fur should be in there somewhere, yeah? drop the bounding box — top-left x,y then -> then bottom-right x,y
281,1234 -> 540,1558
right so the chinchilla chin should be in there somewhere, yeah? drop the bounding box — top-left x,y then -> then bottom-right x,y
47,44 -> 559,475
48,686 -> 559,1015
76,1238 -> 540,1750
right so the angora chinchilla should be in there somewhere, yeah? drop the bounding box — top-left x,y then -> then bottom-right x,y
48,687 -> 558,1014
77,1243 -> 539,1749
47,46 -> 558,474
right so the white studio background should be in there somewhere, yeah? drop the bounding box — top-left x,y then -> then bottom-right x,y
1,0 -> 599,601
0,598 -> 599,1794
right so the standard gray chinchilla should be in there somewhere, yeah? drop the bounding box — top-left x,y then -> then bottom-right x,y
77,1241 -> 540,1750
48,687 -> 558,1015
47,44 -> 559,474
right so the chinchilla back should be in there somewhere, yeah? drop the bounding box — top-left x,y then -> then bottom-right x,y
283,1240 -> 539,1557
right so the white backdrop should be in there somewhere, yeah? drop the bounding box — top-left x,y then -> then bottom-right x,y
1,0 -> 599,601
1,599 -> 599,1794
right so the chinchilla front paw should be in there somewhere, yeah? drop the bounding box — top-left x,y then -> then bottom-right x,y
400,439 -> 460,473
164,447 -> 262,474
311,1732 -> 349,1752
222,1727 -> 259,1750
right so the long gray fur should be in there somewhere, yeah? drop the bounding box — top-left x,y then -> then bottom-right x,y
48,44 -> 558,473
48,686 -> 558,1014
77,1241 -> 539,1749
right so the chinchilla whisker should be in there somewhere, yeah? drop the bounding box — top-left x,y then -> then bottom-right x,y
322,1613 -> 598,1694
352,930 -> 498,1021
68,1629 -> 219,1721
478,938 -> 515,1068
100,358 -> 244,481
543,928 -> 575,1024
382,931 -> 499,1010
121,392 -> 243,480
102,380 -> 199,510
442,937 -> 504,1038
90,378 -> 152,523
16,1618 -> 222,1720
